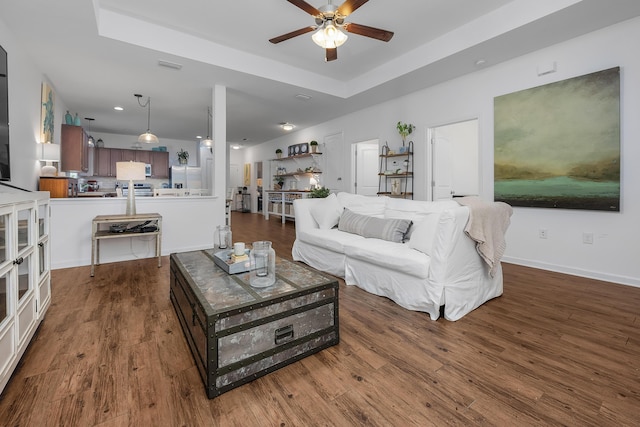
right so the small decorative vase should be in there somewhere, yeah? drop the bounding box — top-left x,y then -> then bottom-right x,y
216,225 -> 232,249
249,241 -> 276,288
73,113 -> 81,126
276,153 -> 282,159
65,110 -> 73,125
179,158 -> 188,165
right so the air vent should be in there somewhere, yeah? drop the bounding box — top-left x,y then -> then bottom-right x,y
158,60 -> 183,70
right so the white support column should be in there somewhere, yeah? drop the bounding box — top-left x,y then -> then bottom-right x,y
213,85 -> 227,198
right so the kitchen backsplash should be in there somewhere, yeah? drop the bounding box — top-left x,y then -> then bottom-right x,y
77,177 -> 170,192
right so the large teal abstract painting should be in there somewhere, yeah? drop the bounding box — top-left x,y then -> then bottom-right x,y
494,67 -> 620,211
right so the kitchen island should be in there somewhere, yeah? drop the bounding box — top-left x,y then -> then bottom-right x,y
50,195 -> 224,270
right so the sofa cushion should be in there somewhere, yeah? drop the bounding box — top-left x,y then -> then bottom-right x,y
408,213 -> 442,256
297,228 -> 366,253
337,192 -> 388,217
343,238 -> 430,279
338,209 -> 411,243
309,193 -> 342,229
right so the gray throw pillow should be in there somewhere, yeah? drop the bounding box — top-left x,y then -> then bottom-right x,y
338,208 -> 412,243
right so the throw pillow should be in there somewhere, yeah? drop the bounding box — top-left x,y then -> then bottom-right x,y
408,213 -> 442,256
338,208 -> 411,243
310,193 -> 342,229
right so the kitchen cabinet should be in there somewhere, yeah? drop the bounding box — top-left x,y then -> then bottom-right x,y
92,149 -> 168,178
0,192 -> 51,395
135,150 -> 151,164
150,151 -> 169,178
39,176 -> 78,198
61,124 -> 89,172
94,148 -> 112,177
120,149 -> 136,162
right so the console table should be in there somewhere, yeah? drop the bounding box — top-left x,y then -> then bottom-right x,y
91,213 -> 162,276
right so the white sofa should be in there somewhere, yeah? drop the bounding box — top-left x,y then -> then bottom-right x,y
292,192 -> 507,321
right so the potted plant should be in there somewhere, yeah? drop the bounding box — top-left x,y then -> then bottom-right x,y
275,148 -> 283,159
396,121 -> 415,146
177,148 -> 189,164
308,186 -> 330,198
309,140 -> 319,153
274,176 -> 284,190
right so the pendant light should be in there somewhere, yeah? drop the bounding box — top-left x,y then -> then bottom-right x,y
201,106 -> 214,147
85,117 -> 95,147
134,93 -> 159,143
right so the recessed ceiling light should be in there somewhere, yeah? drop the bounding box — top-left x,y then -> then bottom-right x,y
475,59 -> 486,67
280,122 -> 294,131
232,145 -> 241,150
196,135 -> 202,139
114,106 -> 124,111
295,94 -> 312,101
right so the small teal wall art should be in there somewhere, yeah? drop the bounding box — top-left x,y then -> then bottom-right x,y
494,67 -> 620,211
41,82 -> 55,144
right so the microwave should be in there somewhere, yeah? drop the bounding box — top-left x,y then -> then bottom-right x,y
145,164 -> 152,176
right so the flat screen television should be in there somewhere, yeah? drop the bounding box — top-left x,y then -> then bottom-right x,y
0,45 -> 9,181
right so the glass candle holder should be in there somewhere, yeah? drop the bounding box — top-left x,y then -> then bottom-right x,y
216,225 -> 232,249
249,241 -> 276,288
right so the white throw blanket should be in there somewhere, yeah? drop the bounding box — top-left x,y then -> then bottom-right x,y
456,197 -> 513,277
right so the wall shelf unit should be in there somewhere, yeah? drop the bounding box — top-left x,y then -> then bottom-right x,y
270,153 -> 323,192
378,141 -> 413,199
264,191 -> 310,223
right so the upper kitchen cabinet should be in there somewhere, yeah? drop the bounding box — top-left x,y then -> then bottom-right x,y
150,151 -> 169,178
135,150 -> 151,164
94,148 -> 112,177
92,148 -> 169,178
61,124 -> 89,172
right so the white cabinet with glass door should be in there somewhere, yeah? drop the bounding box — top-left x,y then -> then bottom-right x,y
0,192 -> 50,394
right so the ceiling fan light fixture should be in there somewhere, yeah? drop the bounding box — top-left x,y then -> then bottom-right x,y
312,21 -> 348,49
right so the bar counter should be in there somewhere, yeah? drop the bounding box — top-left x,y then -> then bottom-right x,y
49,195 -> 224,270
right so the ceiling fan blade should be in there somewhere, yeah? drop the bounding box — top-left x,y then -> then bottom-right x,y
325,48 -> 338,62
269,26 -> 315,44
287,0 -> 322,16
337,0 -> 369,17
344,22 -> 394,42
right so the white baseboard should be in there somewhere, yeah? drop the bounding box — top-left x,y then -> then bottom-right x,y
502,256 -> 640,288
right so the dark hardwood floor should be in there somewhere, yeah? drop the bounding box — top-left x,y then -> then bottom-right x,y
1,212 -> 639,426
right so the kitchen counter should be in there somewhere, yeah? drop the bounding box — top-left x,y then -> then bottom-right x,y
77,191 -> 117,197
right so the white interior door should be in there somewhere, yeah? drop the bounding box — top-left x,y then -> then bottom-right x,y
430,119 -> 480,200
353,141 -> 379,195
229,163 -> 241,189
432,132 -> 453,200
323,132 -> 344,193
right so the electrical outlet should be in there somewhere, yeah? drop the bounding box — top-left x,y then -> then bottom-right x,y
583,232 -> 594,244
538,228 -> 548,239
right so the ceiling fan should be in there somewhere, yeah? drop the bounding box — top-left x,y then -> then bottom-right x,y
269,0 -> 394,62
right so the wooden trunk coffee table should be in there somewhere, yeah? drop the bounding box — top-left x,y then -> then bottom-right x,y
170,248 -> 339,399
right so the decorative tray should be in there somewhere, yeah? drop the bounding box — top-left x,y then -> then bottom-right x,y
212,249 -> 251,274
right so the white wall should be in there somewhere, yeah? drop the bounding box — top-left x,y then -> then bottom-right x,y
244,17 -> 640,287
0,18 -> 68,191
